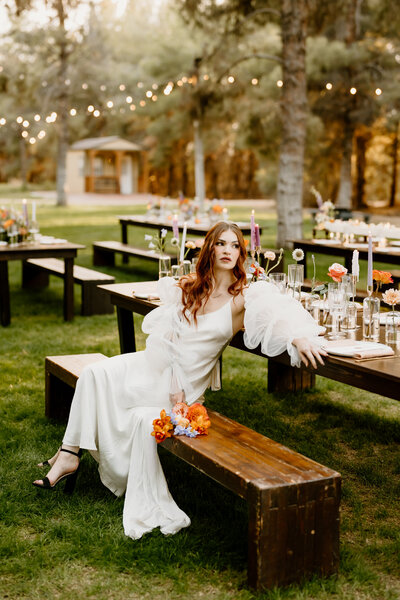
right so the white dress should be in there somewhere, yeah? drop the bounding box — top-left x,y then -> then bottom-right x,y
63,278 -> 323,539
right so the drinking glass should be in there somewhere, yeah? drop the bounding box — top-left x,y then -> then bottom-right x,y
342,302 -> 357,331
182,260 -> 191,276
158,256 -> 171,279
269,272 -> 286,294
287,264 -> 304,298
327,283 -> 346,339
171,264 -> 181,280
190,257 -> 198,274
304,293 -> 320,322
363,296 -> 380,340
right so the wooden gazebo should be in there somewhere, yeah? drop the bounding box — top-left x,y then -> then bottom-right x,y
66,136 -> 148,194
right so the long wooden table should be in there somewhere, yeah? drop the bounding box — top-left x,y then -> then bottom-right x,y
99,281 -> 400,402
290,238 -> 400,279
118,214 -> 258,244
0,241 -> 85,326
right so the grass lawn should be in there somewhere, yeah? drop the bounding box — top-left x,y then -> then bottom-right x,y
0,194 -> 399,600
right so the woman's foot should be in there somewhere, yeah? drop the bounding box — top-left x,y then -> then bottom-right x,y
33,446 -> 81,489
37,446 -> 61,468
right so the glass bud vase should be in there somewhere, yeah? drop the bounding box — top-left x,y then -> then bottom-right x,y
385,313 -> 400,346
362,295 -> 380,340
158,256 -> 171,279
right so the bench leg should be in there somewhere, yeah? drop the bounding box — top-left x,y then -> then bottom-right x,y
268,358 -> 315,393
45,370 -> 74,420
22,260 -> 50,289
93,247 -> 115,267
81,283 -> 114,316
247,479 -> 340,590
63,258 -> 74,322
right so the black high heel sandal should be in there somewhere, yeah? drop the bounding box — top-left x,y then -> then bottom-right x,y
33,448 -> 83,494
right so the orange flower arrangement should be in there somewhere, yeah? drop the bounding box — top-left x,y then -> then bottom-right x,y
211,204 -> 223,214
152,402 -> 211,443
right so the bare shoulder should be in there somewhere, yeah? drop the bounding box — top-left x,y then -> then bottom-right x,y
231,290 -> 245,315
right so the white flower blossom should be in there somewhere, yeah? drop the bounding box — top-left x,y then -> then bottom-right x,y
161,228 -> 167,238
144,234 -> 153,241
292,248 -> 304,262
148,242 -> 156,249
171,237 -> 179,247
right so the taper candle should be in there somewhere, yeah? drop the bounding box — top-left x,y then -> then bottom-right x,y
179,221 -> 187,263
255,224 -> 260,247
351,249 -> 359,281
250,210 -> 255,251
172,214 -> 179,241
367,233 -> 373,288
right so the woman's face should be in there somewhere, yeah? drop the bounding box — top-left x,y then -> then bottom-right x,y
213,229 -> 240,271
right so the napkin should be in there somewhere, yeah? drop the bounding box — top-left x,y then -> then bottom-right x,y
132,292 -> 160,300
323,340 -> 395,360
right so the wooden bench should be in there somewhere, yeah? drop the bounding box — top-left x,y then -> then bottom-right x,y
23,258 -> 115,315
45,353 -> 341,591
93,241 -> 176,268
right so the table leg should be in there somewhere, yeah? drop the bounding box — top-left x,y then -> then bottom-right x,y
117,306 -> 136,353
63,257 -> 74,321
267,358 -> 315,393
121,223 -> 129,264
0,261 -> 11,326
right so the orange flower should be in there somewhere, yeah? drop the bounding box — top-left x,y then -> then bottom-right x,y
151,409 -> 174,444
212,204 -> 223,213
187,403 -> 211,435
3,219 -> 14,229
327,263 -> 347,283
244,239 -> 249,247
171,402 -> 188,419
372,270 -> 393,285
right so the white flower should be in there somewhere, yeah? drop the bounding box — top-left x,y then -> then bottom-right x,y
161,228 -> 167,238
292,248 -> 304,262
144,234 -> 153,241
171,237 -> 179,247
148,242 -> 156,249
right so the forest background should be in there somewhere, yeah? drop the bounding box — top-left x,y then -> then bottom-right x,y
0,0 -> 399,244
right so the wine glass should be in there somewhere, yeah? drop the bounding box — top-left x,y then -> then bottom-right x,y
269,272 -> 287,294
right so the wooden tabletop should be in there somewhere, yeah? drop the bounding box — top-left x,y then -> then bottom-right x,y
99,281 -> 400,401
0,241 -> 85,260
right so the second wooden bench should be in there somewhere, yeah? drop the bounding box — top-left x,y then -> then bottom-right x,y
44,352 -> 341,592
93,240 -> 176,268
23,258 -> 115,315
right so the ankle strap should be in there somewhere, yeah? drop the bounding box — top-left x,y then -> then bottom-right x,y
61,448 -> 82,458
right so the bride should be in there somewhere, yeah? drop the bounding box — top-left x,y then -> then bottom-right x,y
33,221 -> 326,539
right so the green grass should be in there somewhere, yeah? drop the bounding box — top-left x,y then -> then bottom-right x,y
0,196 -> 400,599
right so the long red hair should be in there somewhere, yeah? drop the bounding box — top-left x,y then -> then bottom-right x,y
178,221 -> 247,322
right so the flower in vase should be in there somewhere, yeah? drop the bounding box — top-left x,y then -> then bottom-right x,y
327,262 -> 347,282
373,270 -> 393,289
185,240 -> 196,250
292,248 -> 304,262
264,250 -> 276,261
171,237 -> 179,247
382,288 -> 400,307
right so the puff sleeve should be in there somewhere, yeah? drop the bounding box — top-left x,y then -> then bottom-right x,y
243,281 -> 324,367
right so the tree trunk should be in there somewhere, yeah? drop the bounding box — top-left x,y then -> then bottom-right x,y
353,129 -> 370,209
389,124 -> 399,207
276,0 -> 308,248
336,124 -> 354,209
193,119 -> 206,213
56,0 -> 68,207
19,135 -> 28,190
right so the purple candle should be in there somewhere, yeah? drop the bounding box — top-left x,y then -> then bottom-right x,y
172,215 -> 179,241
255,224 -> 260,247
22,199 -> 29,227
250,210 -> 255,251
367,233 -> 373,287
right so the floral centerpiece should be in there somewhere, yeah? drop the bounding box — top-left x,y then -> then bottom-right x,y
372,269 -> 393,293
249,248 -> 283,282
311,186 -> 335,233
382,288 -> 400,345
151,402 -> 211,443
178,193 -> 198,220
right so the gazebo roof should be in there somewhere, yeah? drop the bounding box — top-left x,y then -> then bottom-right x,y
70,136 -> 142,152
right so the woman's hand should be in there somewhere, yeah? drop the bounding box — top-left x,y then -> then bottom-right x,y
292,338 -> 328,369
170,390 -> 186,404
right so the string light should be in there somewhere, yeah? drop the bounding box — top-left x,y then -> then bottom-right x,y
119,84 -> 125,91
16,116 -> 23,123
93,110 -> 100,117
22,120 -> 29,128
0,118 -> 6,125
29,137 -> 36,144
152,83 -> 158,90
87,105 -> 94,112
140,100 -> 146,107
130,104 -> 136,111
350,87 -> 357,94
107,100 -> 113,108
375,88 -> 382,96
251,78 -> 258,85
70,108 -> 77,116
277,80 -> 283,87
34,114 -> 41,121
326,82 -> 333,90
145,90 -> 152,98
228,75 -> 235,83
21,130 -> 28,138
82,83 -> 88,90
203,74 -> 209,81
125,96 -> 132,103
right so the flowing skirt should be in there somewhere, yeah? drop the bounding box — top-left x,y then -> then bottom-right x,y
63,352 -> 191,539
